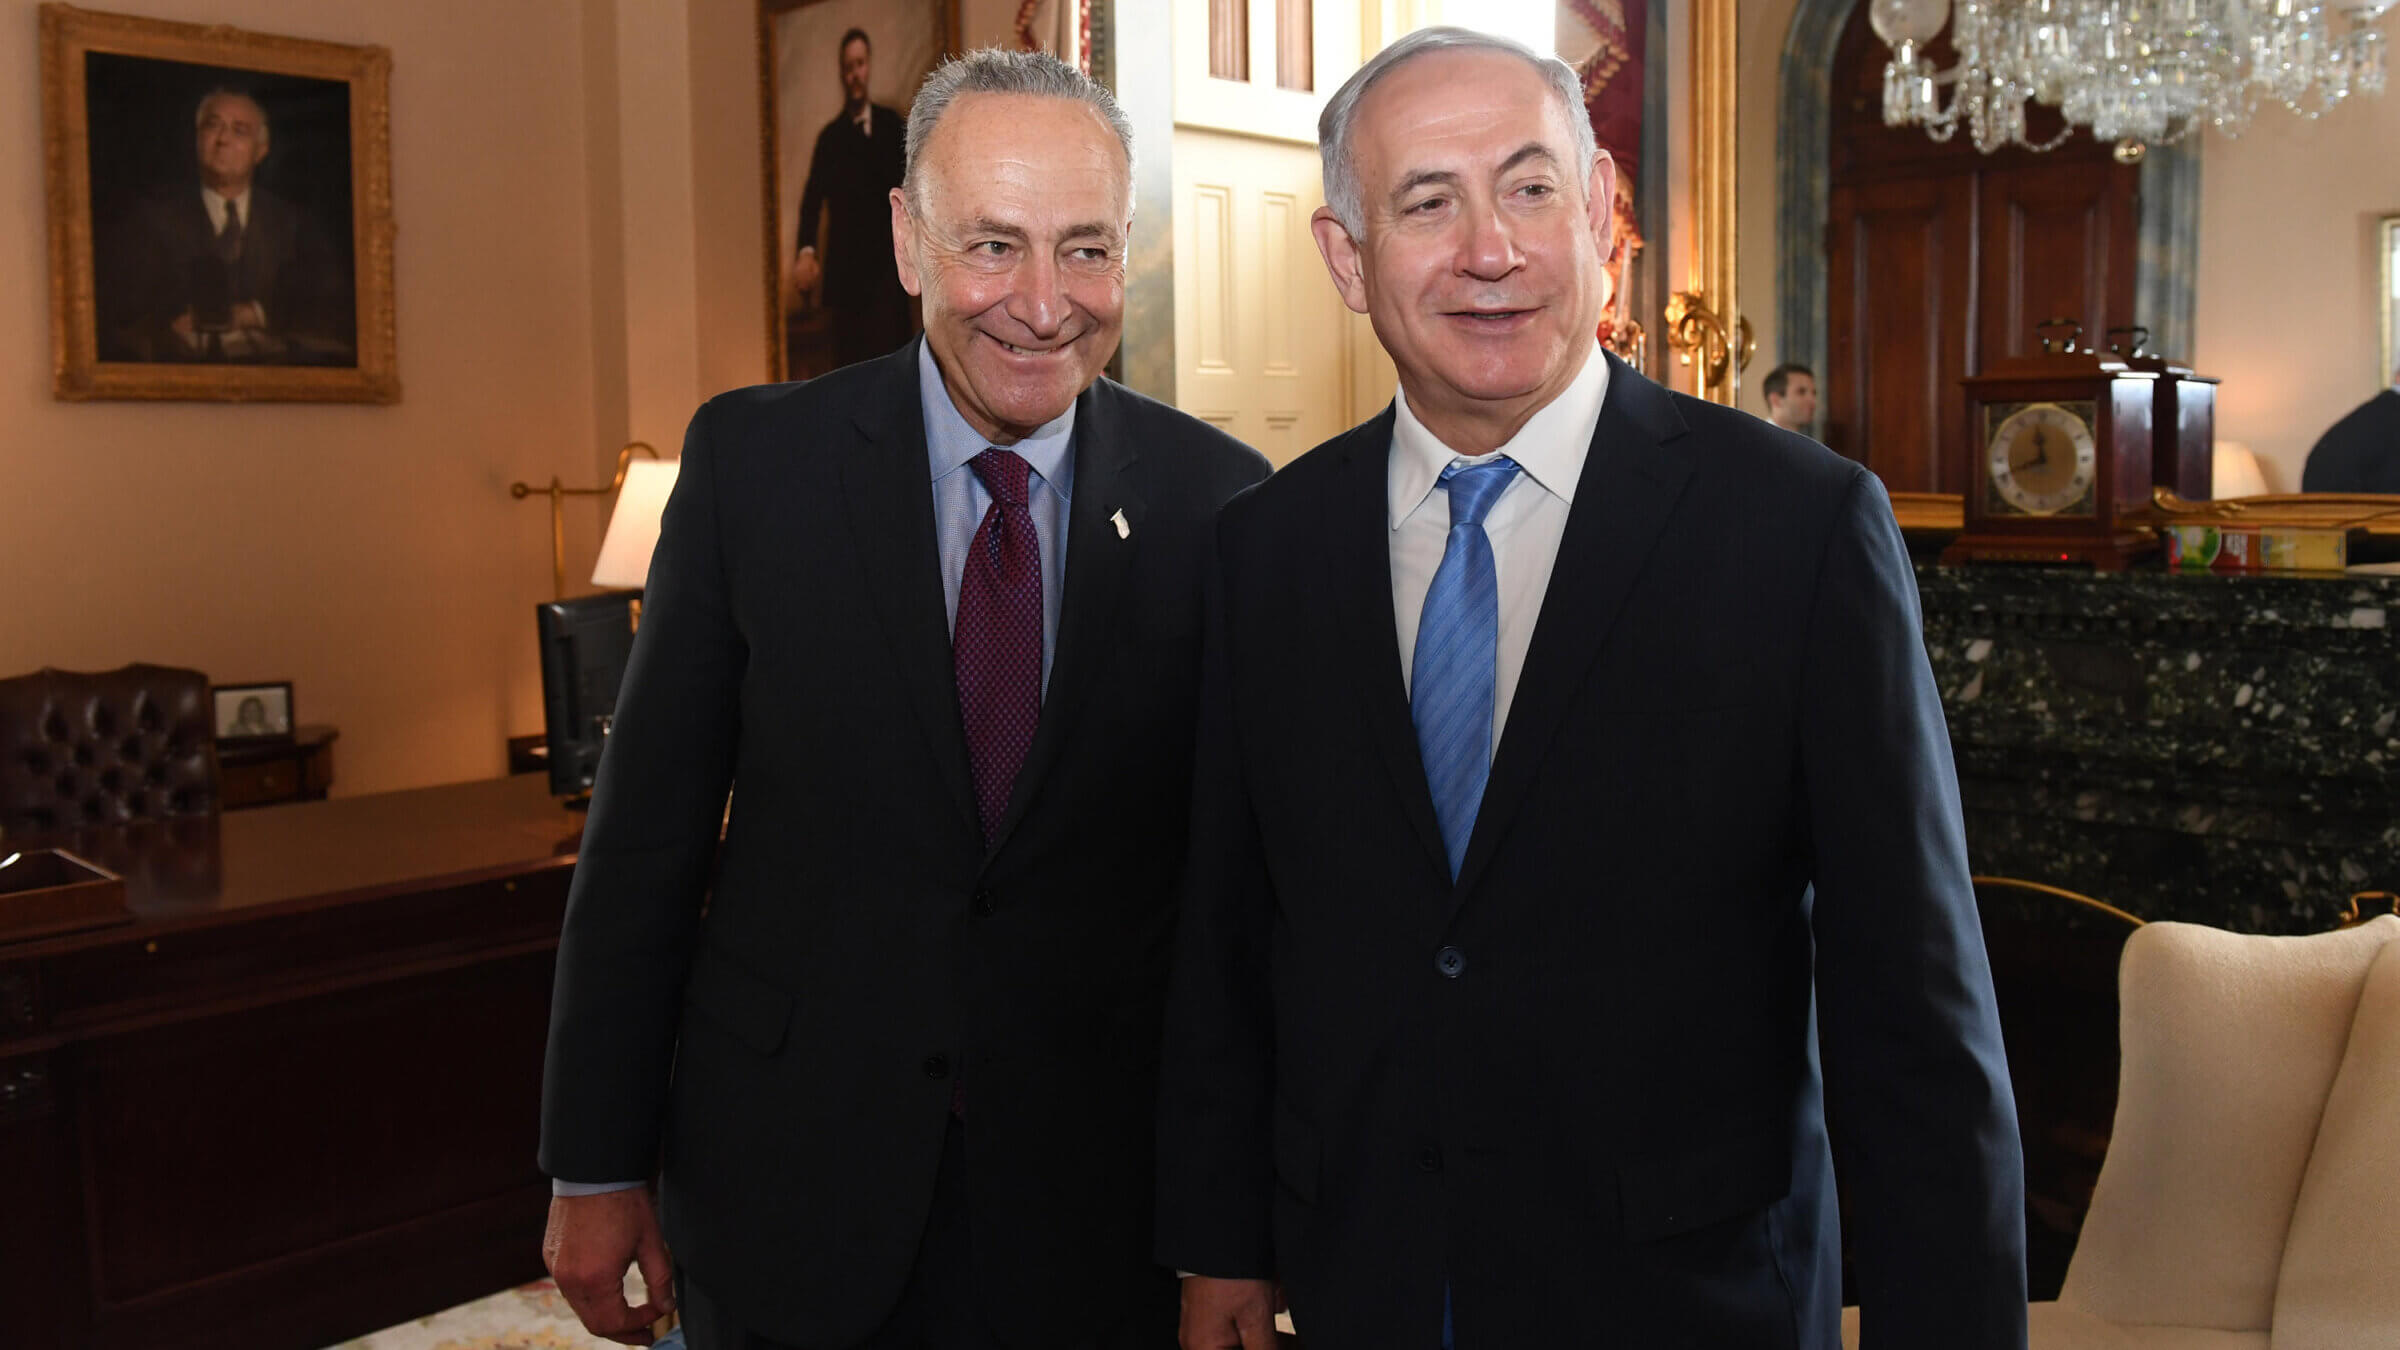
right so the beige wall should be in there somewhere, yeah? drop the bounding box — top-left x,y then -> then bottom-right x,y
2194,91 -> 2400,492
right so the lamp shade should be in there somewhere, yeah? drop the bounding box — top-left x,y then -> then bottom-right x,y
2211,440 -> 2269,499
590,457 -> 681,589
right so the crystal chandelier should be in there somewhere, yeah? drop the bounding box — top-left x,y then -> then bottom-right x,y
1872,0 -> 2393,157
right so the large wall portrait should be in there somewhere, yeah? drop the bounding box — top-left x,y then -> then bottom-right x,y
41,5 -> 397,402
758,0 -> 957,382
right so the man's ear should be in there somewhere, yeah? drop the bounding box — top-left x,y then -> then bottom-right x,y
1310,207 -> 1371,317
889,188 -> 922,299
1585,150 -> 1617,259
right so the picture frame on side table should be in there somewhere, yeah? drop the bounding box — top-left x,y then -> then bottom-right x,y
212,681 -> 295,743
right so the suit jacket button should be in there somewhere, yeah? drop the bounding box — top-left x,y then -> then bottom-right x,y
971,888 -> 996,918
1435,946 -> 1466,978
1418,1146 -> 1443,1173
922,1054 -> 951,1079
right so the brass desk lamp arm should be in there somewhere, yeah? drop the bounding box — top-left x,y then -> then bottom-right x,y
510,442 -> 660,601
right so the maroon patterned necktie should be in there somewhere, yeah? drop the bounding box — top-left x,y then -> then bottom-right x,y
953,448 -> 1042,845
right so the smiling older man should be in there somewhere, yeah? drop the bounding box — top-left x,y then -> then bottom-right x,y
539,48 -> 1266,1350
1158,26 -> 2026,1350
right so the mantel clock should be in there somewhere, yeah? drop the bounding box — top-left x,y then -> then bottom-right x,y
1944,324 -> 2160,570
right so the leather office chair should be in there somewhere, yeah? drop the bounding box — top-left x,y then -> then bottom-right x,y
0,663 -> 220,836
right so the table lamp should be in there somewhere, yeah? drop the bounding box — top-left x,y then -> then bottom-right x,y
510,442 -> 661,601
591,457 -> 681,590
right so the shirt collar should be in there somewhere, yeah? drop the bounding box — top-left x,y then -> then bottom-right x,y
919,338 -> 1076,501
202,185 -> 251,216
1388,340 -> 1610,529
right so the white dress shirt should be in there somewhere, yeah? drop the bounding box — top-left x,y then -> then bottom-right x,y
1388,340 -> 1610,743
201,186 -> 252,235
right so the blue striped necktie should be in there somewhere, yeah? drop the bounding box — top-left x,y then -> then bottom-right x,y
1410,456 -> 1521,880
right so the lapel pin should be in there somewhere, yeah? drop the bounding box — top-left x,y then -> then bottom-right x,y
1110,508 -> 1131,540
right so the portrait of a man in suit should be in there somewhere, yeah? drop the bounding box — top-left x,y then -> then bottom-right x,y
91,78 -> 355,366
1160,26 -> 2026,1350
541,47 -> 1269,1350
780,18 -> 923,378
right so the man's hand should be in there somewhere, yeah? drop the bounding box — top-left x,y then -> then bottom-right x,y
543,1188 -> 677,1346
789,246 -> 823,305
1180,1275 -> 1279,1350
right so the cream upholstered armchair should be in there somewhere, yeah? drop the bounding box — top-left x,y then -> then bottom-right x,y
1845,914 -> 2400,1348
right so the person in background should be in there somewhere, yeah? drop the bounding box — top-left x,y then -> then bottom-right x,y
2299,369 -> 2400,494
1763,360 -> 1819,438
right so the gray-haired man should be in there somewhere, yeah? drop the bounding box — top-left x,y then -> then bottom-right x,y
1159,25 -> 2024,1350
539,47 -> 1267,1350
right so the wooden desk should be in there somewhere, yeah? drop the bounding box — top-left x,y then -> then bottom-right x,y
0,775 -> 584,1350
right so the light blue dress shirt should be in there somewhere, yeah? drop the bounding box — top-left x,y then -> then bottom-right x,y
551,343 -> 1078,1199
920,339 -> 1075,688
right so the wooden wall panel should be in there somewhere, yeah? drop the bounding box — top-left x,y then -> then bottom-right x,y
1827,174 -> 1977,493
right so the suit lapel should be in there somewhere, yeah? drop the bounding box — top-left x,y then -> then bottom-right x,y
984,380 -> 1145,856
1325,410 -> 1455,888
1446,355 -> 1693,914
839,342 -> 982,844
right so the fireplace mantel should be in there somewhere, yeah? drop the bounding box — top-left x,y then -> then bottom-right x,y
1918,564 -> 2400,933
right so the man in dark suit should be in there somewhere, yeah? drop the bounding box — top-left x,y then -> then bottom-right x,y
96,88 -> 350,365
788,27 -> 916,372
540,48 -> 1269,1350
2299,373 -> 2400,494
1159,28 -> 2026,1350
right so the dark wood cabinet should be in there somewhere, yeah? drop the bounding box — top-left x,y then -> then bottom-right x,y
216,723 -> 338,809
1823,0 -> 2140,495
0,776 -> 584,1350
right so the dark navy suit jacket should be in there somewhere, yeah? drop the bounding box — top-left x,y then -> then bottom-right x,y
1158,354 -> 2028,1350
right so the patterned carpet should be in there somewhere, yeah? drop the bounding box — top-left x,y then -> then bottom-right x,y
327,1273 -> 685,1350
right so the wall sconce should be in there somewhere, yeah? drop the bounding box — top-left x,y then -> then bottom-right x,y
511,442 -> 659,601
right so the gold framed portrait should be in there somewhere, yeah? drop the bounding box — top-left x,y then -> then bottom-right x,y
757,0 -> 960,382
41,4 -> 398,403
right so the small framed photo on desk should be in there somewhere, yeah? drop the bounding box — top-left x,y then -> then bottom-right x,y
213,680 -> 294,743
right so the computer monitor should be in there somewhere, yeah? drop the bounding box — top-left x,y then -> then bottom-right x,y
535,593 -> 637,803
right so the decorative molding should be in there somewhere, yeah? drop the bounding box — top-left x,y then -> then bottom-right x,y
1192,183 -> 1235,372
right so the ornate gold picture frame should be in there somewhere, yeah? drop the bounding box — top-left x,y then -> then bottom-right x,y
41,4 -> 397,403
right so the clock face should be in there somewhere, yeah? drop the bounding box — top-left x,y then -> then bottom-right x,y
1985,401 -> 2099,516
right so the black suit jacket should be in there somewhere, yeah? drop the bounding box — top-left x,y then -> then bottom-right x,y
1157,355 -> 2026,1350
797,105 -> 911,316
2299,388 -> 2400,494
540,341 -> 1269,1347
95,185 -> 350,363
